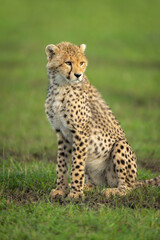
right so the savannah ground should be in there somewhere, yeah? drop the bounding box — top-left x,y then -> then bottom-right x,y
0,0 -> 160,239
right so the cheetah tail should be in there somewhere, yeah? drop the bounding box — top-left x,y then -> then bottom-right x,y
134,175 -> 160,188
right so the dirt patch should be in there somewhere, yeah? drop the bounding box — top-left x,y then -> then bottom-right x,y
1,190 -> 42,207
52,188 -> 160,210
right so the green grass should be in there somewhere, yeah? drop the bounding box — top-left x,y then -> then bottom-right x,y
0,159 -> 160,240
0,0 -> 160,239
0,202 -> 160,240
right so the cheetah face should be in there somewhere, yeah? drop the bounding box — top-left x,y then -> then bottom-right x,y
45,42 -> 88,84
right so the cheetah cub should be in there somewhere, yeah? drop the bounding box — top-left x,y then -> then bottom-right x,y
45,42 -> 160,199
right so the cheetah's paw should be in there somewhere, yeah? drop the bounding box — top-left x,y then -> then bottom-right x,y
49,189 -> 68,199
68,191 -> 84,200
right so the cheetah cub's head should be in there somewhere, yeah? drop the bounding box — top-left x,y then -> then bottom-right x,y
45,42 -> 88,84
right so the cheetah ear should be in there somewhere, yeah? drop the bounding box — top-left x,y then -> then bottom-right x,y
45,44 -> 59,61
79,44 -> 86,53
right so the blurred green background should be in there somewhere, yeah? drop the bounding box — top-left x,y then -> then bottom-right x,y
0,0 -> 160,167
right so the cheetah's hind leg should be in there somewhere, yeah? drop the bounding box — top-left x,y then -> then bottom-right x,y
103,140 -> 137,197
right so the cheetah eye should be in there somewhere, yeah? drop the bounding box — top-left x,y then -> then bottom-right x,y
65,61 -> 72,66
80,62 -> 84,66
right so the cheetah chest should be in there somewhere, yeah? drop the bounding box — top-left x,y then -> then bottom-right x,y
45,88 -> 72,142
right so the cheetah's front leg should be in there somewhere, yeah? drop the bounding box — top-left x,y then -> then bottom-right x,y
68,132 -> 88,199
50,131 -> 72,198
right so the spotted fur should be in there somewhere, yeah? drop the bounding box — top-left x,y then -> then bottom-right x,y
45,42 -> 160,199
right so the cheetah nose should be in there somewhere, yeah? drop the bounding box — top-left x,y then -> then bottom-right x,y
74,73 -> 81,79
